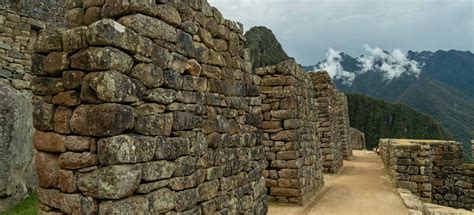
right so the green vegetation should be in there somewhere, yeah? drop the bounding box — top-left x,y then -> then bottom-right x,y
1,193 -> 38,215
346,93 -> 451,149
395,77 -> 474,145
244,26 -> 290,68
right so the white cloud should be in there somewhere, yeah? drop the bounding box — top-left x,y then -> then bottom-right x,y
314,45 -> 423,85
314,48 -> 355,85
361,45 -> 422,80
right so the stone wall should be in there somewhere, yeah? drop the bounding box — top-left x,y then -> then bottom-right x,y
398,188 -> 472,215
311,72 -> 344,173
337,93 -> 352,159
379,139 -> 474,210
349,128 -> 365,150
31,0 -> 268,214
0,0 -> 64,210
0,0 -> 66,29
257,59 -> 324,205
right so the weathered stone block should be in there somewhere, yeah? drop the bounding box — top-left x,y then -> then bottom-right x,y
70,47 -> 133,73
85,71 -> 145,103
84,7 -> 102,26
175,188 -> 199,212
144,88 -> 177,104
173,112 -> 202,131
63,26 -> 89,53
36,152 -> 60,188
65,136 -> 95,152
52,91 -> 81,106
33,131 -> 66,153
62,71 -> 86,90
142,161 -> 176,182
98,164 -> 141,199
38,188 -> 97,214
59,170 -> 77,193
155,137 -> 192,160
134,113 -> 173,136
70,104 -> 134,137
276,151 -> 299,160
118,13 -> 177,43
53,106 -> 73,134
35,34 -> 63,53
87,19 -> 154,56
98,135 -> 156,165
31,77 -> 65,95
58,152 -> 98,170
130,63 -> 164,88
174,156 -> 197,177
270,187 -> 301,197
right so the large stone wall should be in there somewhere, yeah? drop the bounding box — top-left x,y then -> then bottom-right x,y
0,0 -> 64,210
337,93 -> 352,159
257,60 -> 324,205
31,0 -> 268,214
380,139 -> 474,210
349,128 -> 365,150
311,72 -> 345,173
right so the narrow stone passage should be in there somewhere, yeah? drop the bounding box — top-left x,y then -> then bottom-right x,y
268,150 -> 408,215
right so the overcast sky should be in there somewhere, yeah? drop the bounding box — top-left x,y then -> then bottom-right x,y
208,0 -> 474,65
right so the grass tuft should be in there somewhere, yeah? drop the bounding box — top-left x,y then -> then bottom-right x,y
1,192 -> 38,215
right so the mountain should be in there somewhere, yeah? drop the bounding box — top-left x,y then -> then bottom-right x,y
307,50 -> 474,144
244,26 -> 290,68
346,93 -> 451,149
408,50 -> 474,99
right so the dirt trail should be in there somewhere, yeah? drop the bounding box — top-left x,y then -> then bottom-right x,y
268,150 -> 408,215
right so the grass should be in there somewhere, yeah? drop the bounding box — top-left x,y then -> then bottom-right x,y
1,193 -> 38,215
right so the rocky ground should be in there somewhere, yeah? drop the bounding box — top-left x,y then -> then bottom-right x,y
268,150 -> 408,215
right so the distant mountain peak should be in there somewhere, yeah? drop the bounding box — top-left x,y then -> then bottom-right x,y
244,26 -> 290,68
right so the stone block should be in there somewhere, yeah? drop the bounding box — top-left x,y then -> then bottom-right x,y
33,131 -> 66,153
59,152 -> 98,170
98,135 -> 156,165
36,152 -> 60,188
70,47 -> 133,73
70,104 -> 134,137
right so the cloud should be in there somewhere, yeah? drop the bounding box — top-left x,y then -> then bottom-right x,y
314,48 -> 355,85
360,45 -> 422,80
313,45 -> 423,85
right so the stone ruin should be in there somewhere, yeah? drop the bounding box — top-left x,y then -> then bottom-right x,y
312,72 -> 348,173
0,0 -> 358,213
257,60 -> 324,205
379,139 -> 474,210
349,128 -> 365,150
30,0 -> 269,213
0,0 -> 65,209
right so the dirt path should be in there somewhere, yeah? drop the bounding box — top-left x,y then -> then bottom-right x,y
268,150 -> 408,215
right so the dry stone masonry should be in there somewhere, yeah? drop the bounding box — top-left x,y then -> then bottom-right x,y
380,139 -> 474,210
31,0 -> 268,214
312,72 -> 345,173
349,128 -> 365,150
257,60 -> 324,205
0,0 -> 356,212
0,0 -> 65,210
337,93 -> 352,159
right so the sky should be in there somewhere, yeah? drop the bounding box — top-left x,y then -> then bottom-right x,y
208,0 -> 474,66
